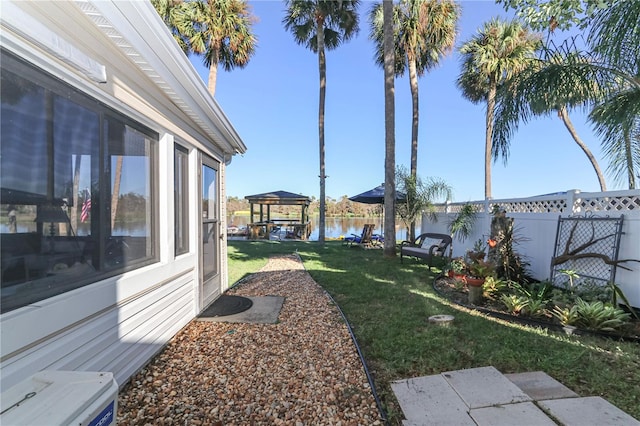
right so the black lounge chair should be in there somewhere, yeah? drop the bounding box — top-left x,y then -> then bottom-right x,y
400,233 -> 452,269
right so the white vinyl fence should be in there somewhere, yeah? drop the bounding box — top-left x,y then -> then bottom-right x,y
423,189 -> 640,309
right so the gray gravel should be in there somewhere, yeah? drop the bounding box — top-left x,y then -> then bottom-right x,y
117,254 -> 383,425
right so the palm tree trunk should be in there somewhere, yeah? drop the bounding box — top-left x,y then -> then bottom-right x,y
485,83 -> 496,199
317,19 -> 326,243
383,0 -> 396,257
409,57 -> 419,240
623,129 -> 636,189
208,51 -> 219,97
112,155 -> 123,230
558,107 -> 607,191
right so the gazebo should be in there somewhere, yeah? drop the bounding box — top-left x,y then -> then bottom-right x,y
244,190 -> 312,240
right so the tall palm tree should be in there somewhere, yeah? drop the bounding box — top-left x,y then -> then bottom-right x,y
187,0 -> 257,97
382,0 -> 396,257
456,18 -> 540,199
283,0 -> 360,243
492,50 -> 608,191
370,0 -> 459,239
587,1 -> 639,188
492,1 -> 639,190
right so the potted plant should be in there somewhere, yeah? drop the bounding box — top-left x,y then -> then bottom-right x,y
466,258 -> 496,286
447,257 -> 467,281
465,257 -> 496,304
467,238 -> 486,263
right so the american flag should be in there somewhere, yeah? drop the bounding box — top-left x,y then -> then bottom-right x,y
81,191 -> 91,223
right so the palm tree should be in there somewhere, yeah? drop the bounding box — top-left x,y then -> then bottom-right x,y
371,0 -> 459,177
396,166 -> 452,242
492,49 -> 608,191
456,18 -> 540,199
587,1 -> 639,188
382,0 -> 396,257
186,0 -> 257,97
370,0 -> 459,239
151,0 -> 191,54
283,0 -> 360,243
492,1 -> 639,190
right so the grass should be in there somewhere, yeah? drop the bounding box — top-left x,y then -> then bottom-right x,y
227,240 -> 640,424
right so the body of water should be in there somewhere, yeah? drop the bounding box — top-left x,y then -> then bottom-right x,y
227,216 -> 418,242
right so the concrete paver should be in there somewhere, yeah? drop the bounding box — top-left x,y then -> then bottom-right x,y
392,367 -> 639,426
442,366 -> 531,409
391,375 -> 475,426
505,371 -> 579,400
539,396 -> 640,426
469,402 -> 557,426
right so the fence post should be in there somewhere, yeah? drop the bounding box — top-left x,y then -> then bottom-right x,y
566,189 -> 581,215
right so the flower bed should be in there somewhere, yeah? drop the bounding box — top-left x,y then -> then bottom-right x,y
433,275 -> 640,342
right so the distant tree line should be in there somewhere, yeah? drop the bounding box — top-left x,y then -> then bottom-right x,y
227,196 -> 382,218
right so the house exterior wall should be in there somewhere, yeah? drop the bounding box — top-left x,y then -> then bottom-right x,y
424,189 -> 640,309
1,0 -> 244,392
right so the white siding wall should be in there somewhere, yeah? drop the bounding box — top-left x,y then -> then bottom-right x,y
1,0 -> 243,393
423,189 -> 640,308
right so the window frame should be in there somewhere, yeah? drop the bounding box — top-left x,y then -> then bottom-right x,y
1,49 -> 160,313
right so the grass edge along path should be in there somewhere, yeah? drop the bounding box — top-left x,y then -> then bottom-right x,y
227,241 -> 640,425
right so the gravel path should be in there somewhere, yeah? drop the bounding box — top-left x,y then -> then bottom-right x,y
117,254 -> 384,425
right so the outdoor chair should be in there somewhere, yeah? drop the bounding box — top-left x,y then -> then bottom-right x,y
344,224 -> 380,248
400,233 -> 452,269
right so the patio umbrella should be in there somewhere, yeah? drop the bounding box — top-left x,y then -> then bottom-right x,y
348,183 -> 406,204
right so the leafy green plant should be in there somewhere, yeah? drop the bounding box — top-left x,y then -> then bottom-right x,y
559,269 -> 579,293
552,304 -> 580,326
500,294 -> 529,315
482,276 -> 508,300
523,298 -> 548,317
448,257 -> 467,274
574,299 -> 631,332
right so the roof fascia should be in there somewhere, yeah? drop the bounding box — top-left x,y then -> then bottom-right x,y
75,0 -> 247,156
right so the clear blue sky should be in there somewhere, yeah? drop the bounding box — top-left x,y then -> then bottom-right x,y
191,0 -> 615,202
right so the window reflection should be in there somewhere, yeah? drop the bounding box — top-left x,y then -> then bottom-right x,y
1,50 -> 158,312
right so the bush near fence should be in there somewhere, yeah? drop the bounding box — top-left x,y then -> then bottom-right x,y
425,189 -> 640,309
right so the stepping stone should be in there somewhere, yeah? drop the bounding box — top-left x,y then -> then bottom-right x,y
539,396 -> 640,426
391,375 -> 475,425
505,371 -> 579,400
441,366 -> 531,409
470,402 -> 557,426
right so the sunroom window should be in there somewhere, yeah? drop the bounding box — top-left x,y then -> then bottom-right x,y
1,50 -> 158,313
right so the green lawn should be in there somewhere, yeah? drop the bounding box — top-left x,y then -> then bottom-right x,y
227,240 -> 640,424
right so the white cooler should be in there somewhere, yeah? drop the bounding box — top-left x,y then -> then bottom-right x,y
0,370 -> 118,425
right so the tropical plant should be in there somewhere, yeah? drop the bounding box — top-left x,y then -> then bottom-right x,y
493,1 -> 640,190
500,293 -> 529,315
492,47 -> 608,191
467,257 -> 495,279
552,304 -> 580,326
284,0 -> 360,243
559,268 -> 579,293
395,166 -> 451,241
177,0 -> 258,97
370,1 -> 459,167
448,203 -> 477,242
448,257 -> 467,274
573,298 -> 631,331
370,0 -> 459,239
456,18 -> 541,199
482,276 -> 508,300
151,0 -> 191,53
496,0 -> 610,31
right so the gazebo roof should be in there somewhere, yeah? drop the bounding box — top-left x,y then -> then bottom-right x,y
245,190 -> 311,206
